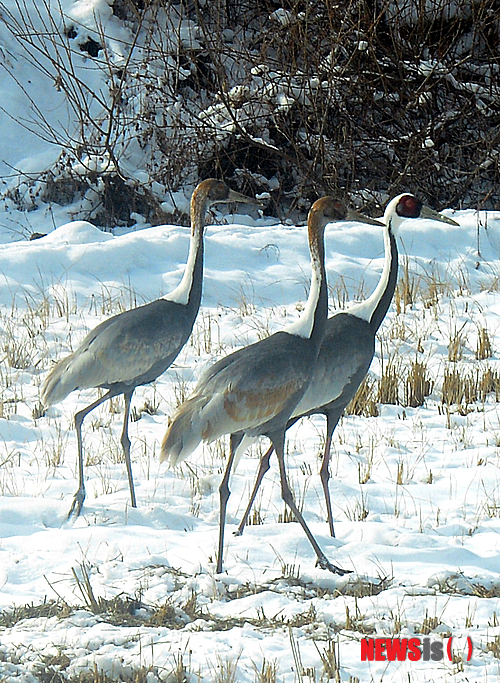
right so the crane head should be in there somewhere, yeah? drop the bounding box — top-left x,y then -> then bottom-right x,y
306,197 -> 383,227
196,178 -> 260,207
308,196 -> 383,231
385,193 -> 460,231
309,196 -> 347,228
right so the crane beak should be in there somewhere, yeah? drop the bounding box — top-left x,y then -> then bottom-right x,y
419,206 -> 460,226
345,208 -> 384,226
224,189 -> 265,206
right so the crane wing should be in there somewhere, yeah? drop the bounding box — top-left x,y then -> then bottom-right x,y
294,313 -> 375,417
195,331 -> 314,436
163,331 -> 315,465
42,299 -> 194,406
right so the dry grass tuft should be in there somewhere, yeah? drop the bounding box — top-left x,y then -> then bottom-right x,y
476,326 -> 493,360
394,257 -> 417,314
0,598 -> 71,627
346,376 -> 379,417
253,657 -> 278,683
315,635 -> 341,683
344,601 -> 375,635
417,610 -> 441,635
448,325 -> 466,362
479,367 -> 500,401
487,636 -> 500,659
377,360 -> 399,405
442,367 -> 477,408
211,654 -> 240,683
404,359 -> 433,408
442,365 -> 500,410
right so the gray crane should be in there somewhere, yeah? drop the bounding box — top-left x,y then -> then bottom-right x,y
41,179 -> 257,520
161,196 -> 353,575
235,193 -> 459,539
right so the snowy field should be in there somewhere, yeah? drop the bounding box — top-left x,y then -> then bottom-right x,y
0,203 -> 500,682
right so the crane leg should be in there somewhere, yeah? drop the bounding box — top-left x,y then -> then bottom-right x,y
121,391 -> 137,508
235,416 -> 301,536
273,431 -> 349,576
67,390 -> 115,520
217,433 -> 243,573
319,410 -> 342,538
234,443 -> 274,536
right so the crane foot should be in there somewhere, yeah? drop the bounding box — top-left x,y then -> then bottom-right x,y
316,554 -> 352,576
67,488 -> 85,520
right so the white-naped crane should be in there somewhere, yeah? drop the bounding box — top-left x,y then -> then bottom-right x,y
41,179 -> 258,520
235,194 -> 460,539
162,197 -> 359,575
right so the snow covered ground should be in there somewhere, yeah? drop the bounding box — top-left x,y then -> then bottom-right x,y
0,202 -> 500,682
0,1 -> 500,681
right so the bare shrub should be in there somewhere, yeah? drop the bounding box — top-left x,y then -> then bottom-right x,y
0,0 -> 498,226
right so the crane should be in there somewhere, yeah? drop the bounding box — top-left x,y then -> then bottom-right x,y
161,196 -> 355,575
235,194 -> 459,538
41,179 -> 257,520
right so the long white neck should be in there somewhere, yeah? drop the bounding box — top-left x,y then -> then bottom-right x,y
164,228 -> 202,305
285,242 -> 324,339
346,221 -> 393,323
346,199 -> 404,325
164,191 -> 206,306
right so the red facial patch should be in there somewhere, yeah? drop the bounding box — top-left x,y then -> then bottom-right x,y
397,195 -> 422,218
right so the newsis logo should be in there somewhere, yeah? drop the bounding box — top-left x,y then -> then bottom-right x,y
361,637 -> 473,663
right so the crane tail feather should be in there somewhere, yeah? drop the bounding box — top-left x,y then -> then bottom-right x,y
161,395 -> 212,466
41,356 -> 76,408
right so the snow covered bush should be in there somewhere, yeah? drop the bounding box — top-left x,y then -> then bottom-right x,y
0,0 -> 498,228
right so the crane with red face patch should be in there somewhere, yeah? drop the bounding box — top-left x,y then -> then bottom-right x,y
235,194 -> 459,539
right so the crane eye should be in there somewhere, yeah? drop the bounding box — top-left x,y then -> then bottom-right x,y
396,195 -> 422,218
320,198 -> 345,221
332,200 -> 345,218
212,182 -> 227,199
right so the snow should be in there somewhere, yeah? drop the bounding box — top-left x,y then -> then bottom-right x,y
1,202 -> 500,682
0,2 -> 499,682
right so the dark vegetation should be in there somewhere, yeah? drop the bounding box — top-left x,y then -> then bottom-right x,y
1,0 -> 499,226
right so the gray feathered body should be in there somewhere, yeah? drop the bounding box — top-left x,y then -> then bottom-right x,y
231,312 -> 375,464
292,312 -> 375,420
42,297 -> 199,407
291,227 -> 398,424
163,330 -> 322,465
